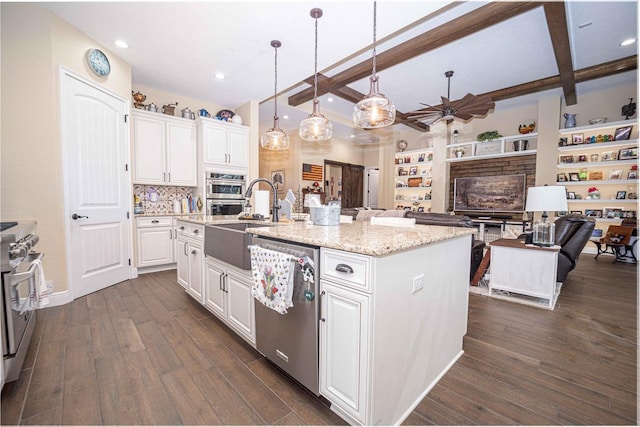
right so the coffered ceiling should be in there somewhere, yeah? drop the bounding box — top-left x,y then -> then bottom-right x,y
40,1 -> 638,141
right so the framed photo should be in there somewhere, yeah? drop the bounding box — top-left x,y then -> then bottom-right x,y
604,207 -> 624,219
588,171 -> 604,180
423,177 -> 432,187
628,170 -> 638,179
568,172 -> 580,181
592,229 -> 603,238
601,151 -> 616,161
418,153 -> 425,162
577,154 -> 588,162
589,153 -> 599,162
616,191 -> 627,199
614,125 -> 633,141
567,191 -> 576,199
609,169 -> 623,180
585,209 -> 603,218
570,210 -> 583,214
557,172 -> 568,182
560,155 -> 575,164
397,158 -> 404,164
572,133 -> 584,144
427,153 -> 433,162
417,206 -> 425,213
398,167 -> 408,176
409,166 -> 418,176
407,177 -> 422,187
271,169 -> 285,189
618,147 -> 638,160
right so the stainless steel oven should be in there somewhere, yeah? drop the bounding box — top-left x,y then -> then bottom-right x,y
1,220 -> 41,387
207,199 -> 244,216
206,172 -> 245,199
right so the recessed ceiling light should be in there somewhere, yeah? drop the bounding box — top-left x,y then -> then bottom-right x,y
114,40 -> 129,49
327,97 -> 334,103
620,38 -> 637,46
350,134 -> 355,138
283,115 -> 289,119
214,72 -> 226,80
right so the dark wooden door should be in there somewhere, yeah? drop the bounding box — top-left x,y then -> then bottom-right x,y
342,165 -> 364,208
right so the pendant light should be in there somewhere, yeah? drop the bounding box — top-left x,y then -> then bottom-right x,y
261,40 -> 290,150
353,1 -> 396,129
299,8 -> 333,141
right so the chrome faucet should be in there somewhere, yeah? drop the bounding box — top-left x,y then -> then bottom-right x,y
244,178 -> 280,222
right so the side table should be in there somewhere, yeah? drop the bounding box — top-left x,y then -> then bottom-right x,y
489,238 -> 561,309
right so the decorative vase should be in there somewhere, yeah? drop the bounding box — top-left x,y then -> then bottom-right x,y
563,113 -> 577,128
513,140 -> 528,151
232,114 -> 243,125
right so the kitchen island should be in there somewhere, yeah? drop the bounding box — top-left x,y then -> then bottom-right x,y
177,216 -> 474,425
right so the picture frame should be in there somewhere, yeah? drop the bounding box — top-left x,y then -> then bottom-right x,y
407,177 -> 422,187
409,166 -> 418,176
423,177 -> 432,187
585,209 -> 603,218
589,153 -> 599,162
567,191 -> 576,199
609,169 -> 623,180
427,153 -> 433,162
270,169 -> 285,189
557,172 -> 568,182
601,151 -> 616,161
568,172 -> 580,181
588,171 -> 604,180
570,210 -> 583,214
560,155 -> 575,164
628,170 -> 638,179
417,206 -> 425,213
618,147 -> 638,160
604,207 -> 624,219
418,153 -> 425,162
398,167 -> 408,176
614,125 -> 632,141
571,133 -> 584,144
616,191 -> 627,199
577,154 -> 588,162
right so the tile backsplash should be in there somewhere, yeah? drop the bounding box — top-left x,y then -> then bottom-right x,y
133,185 -> 201,215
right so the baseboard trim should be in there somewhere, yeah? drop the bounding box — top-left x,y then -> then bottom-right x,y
137,264 -> 177,275
40,290 -> 73,308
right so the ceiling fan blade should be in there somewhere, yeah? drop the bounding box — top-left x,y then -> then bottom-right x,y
415,112 -> 443,125
449,93 -> 477,110
454,113 -> 473,121
441,96 -> 451,108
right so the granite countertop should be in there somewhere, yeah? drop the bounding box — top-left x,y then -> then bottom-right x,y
173,215 -> 475,256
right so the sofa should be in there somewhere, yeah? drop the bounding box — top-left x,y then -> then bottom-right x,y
554,214 -> 596,281
342,208 -> 486,279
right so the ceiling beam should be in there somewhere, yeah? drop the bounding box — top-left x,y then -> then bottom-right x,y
543,2 -> 577,105
288,1 -> 540,107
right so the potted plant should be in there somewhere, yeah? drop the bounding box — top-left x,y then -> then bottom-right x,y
477,130 -> 502,142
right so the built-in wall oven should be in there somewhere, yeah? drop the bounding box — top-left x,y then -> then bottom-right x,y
1,220 -> 41,387
206,172 -> 246,216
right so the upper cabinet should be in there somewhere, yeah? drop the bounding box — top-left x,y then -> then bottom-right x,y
132,110 -> 197,186
197,118 -> 249,170
446,133 -> 537,162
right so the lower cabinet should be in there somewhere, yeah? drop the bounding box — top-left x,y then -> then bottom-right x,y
136,216 -> 175,268
175,221 -> 204,302
319,279 -> 370,425
205,257 -> 255,345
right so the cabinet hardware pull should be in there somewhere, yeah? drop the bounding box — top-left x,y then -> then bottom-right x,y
163,172 -> 166,182
168,172 -> 171,182
184,244 -> 188,256
335,263 -> 354,274
223,273 -> 228,292
191,249 -> 196,255
193,229 -> 199,234
151,220 -> 159,224
319,290 -> 326,322
219,273 -> 224,291
320,318 -> 326,322
180,226 -> 185,230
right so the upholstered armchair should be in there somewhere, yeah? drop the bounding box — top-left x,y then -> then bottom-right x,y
554,214 -> 596,282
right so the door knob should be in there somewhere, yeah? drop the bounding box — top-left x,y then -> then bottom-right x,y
71,214 -> 89,220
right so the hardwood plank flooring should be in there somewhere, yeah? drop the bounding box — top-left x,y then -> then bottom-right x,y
1,256 -> 636,425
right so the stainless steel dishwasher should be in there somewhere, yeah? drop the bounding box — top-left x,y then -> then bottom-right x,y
250,236 -> 320,395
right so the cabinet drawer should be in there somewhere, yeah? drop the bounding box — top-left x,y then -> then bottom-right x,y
136,216 -> 173,227
321,248 -> 372,292
189,224 -> 204,240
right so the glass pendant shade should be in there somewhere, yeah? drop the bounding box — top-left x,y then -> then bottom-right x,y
261,40 -> 289,151
300,8 -> 332,141
353,1 -> 396,129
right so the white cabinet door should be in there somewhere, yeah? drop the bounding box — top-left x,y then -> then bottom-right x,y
166,122 -> 197,186
133,115 -> 166,184
187,243 -> 204,303
176,238 -> 189,289
226,269 -> 255,343
137,227 -> 174,267
227,127 -> 248,168
320,280 -> 369,424
203,123 -> 228,165
205,258 -> 226,318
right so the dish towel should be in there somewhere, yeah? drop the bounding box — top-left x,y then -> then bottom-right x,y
250,246 -> 296,314
31,258 -> 52,309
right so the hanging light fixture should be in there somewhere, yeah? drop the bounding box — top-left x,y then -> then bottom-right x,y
353,1 -> 396,129
261,40 -> 290,150
299,8 -> 333,141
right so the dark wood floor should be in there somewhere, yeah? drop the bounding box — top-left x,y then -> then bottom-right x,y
2,255 -> 636,425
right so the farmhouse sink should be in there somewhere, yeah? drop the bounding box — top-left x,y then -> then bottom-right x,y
204,222 -> 275,270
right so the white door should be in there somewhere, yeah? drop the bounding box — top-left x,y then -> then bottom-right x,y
61,71 -> 131,299
365,168 -> 379,208
227,127 -> 248,168
132,114 -> 165,184
166,122 -> 197,185
205,259 -> 226,318
203,123 -> 228,165
136,227 -> 174,267
226,269 -> 254,341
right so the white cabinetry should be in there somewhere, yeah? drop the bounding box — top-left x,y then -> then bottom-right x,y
132,110 -> 197,186
175,220 -> 204,301
197,117 -> 249,170
136,216 -> 175,268
445,133 -> 537,162
204,257 -> 255,345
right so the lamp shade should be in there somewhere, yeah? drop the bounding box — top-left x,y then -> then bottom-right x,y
525,185 -> 568,212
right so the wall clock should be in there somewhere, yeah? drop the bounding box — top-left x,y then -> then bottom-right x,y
86,48 -> 111,77
397,140 -> 408,152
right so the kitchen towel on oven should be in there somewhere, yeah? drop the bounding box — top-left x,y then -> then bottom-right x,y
249,246 -> 295,314
31,258 -> 52,308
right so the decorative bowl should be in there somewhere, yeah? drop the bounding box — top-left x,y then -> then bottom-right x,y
588,118 -> 607,125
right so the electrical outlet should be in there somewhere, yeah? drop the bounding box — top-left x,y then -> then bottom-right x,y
412,274 -> 424,293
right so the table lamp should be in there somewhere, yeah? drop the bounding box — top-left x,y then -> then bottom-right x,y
525,185 -> 568,246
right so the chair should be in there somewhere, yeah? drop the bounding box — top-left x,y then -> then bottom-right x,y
554,214 -> 596,282
593,222 -> 637,264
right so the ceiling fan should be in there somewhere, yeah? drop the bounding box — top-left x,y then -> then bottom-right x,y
406,70 -> 495,126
